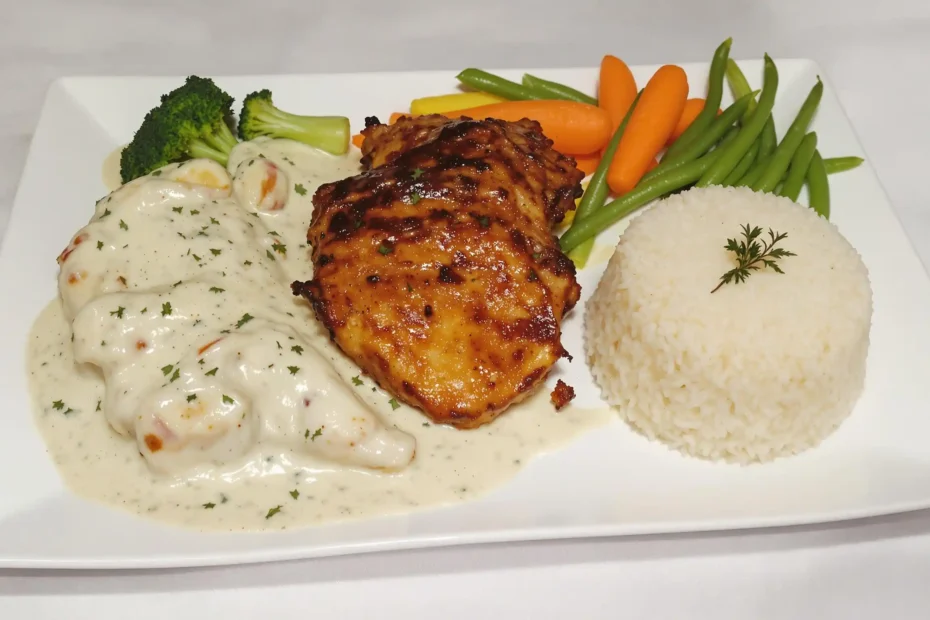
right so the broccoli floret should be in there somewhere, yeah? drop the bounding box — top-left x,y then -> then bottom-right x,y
119,76 -> 239,183
238,89 -> 349,156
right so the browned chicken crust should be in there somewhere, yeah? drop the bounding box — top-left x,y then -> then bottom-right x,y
550,379 -> 576,411
292,115 -> 583,428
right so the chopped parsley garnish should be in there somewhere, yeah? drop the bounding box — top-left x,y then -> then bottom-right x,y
210,217 -> 220,225
289,489 -> 300,499
96,240 -> 103,250
172,280 -> 182,288
220,494 -> 229,504
161,302 -> 172,316
52,400 -> 65,410
222,394 -> 235,405
96,399 -> 102,412
291,345 -> 303,355
198,358 -> 205,365
377,242 -> 393,255
172,206 -> 183,214
409,192 -> 422,205
186,394 -> 197,402
265,505 -> 282,519
532,252 -> 541,260
210,248 -> 222,256
422,422 -> 430,427
192,253 -> 202,261
411,168 -> 424,179
140,307 -> 148,314
310,427 -> 322,441
161,364 -> 174,376
304,428 -> 310,439
351,375 -> 363,386
190,209 -> 200,215
276,341 -> 282,350
169,368 -> 180,383
236,313 -> 254,328
478,215 -> 490,228
268,230 -> 280,237
294,184 -> 307,196
109,306 -> 125,318
287,365 -> 300,375
271,242 -> 286,256
119,219 -> 128,231
177,232 -> 187,239
100,208 -> 111,218
266,249 -> 276,261
389,398 -> 400,410
205,367 -> 218,377
202,502 -> 215,509
243,260 -> 253,266
209,286 -> 225,294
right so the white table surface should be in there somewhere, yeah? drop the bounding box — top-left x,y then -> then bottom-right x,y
3,0 -> 930,616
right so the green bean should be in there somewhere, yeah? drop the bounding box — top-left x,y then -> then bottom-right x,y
697,55 -> 779,187
456,69 -> 539,100
751,79 -> 823,193
735,154 -> 770,187
560,148 -> 727,253
566,92 -> 642,266
807,150 -> 830,218
721,137 -> 761,186
643,92 -> 753,182
725,58 -> 755,119
778,132 -> 818,201
823,156 -> 864,174
727,59 -> 778,157
665,37 -> 732,159
522,74 -> 597,105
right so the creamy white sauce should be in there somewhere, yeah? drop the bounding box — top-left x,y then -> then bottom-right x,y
29,138 -> 610,532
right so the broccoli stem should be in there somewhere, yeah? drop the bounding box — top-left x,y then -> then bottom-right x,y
187,122 -> 237,165
258,108 -> 349,155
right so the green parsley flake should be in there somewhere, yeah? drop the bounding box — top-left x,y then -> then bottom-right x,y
209,286 -> 225,294
294,184 -> 307,196
186,394 -> 197,403
287,366 -> 300,375
222,394 -> 235,405
291,345 -> 303,355
161,302 -> 172,316
172,206 -> 183,214
52,400 -> 65,410
170,368 -> 181,383
311,427 -> 322,441
378,243 -> 393,255
210,248 -> 222,256
289,489 -> 300,500
100,208 -> 111,218
236,313 -> 254,328
265,505 -> 282,519
205,367 -> 218,377
190,209 -> 200,215
119,219 -> 128,231
389,398 -> 401,410
351,375 -> 363,386
202,502 -> 215,509
210,217 -> 220,225
161,364 -> 174,376
97,240 -> 104,250
409,192 -> 422,205
272,242 -> 286,256
244,260 -> 253,266
96,400 -> 102,412
266,249 -> 276,261
109,306 -> 125,318
411,168 -> 424,179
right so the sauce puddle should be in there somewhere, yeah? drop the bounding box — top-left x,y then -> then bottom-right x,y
29,139 -> 610,532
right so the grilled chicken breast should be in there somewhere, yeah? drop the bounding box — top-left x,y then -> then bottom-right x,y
292,115 -> 583,428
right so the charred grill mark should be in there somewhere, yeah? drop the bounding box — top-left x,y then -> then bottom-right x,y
437,265 -> 463,284
366,216 -> 424,235
516,367 -> 545,393
366,274 -> 380,284
327,212 -> 352,239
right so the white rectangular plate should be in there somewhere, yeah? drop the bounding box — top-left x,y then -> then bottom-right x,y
2,60 -> 930,569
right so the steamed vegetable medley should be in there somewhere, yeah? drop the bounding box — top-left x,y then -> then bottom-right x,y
121,39 -> 862,269
370,38 -> 863,267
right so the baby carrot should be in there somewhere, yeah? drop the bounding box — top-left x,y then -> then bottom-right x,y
574,153 -> 601,175
607,64 -> 689,194
598,55 -> 638,132
453,100 -> 612,154
668,98 -> 707,145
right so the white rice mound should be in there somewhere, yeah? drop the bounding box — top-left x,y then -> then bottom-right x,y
585,186 -> 872,463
